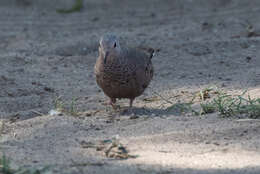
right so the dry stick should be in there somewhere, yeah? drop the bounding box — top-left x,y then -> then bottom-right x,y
0,121 -> 4,135
236,118 -> 260,122
31,110 -> 45,116
148,87 -> 173,104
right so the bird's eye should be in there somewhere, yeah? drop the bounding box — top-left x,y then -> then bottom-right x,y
114,42 -> 117,48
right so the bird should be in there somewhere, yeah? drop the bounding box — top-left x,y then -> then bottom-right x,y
94,34 -> 155,109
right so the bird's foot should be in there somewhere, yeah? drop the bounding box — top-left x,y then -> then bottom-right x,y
109,98 -> 120,110
102,101 -> 120,110
110,103 -> 120,110
121,99 -> 135,114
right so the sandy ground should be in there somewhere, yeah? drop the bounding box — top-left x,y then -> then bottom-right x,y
1,0 -> 260,173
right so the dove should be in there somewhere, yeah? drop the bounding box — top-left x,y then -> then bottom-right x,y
94,34 -> 155,109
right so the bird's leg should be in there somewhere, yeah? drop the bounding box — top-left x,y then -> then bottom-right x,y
123,98 -> 135,114
129,98 -> 134,108
109,98 -> 118,110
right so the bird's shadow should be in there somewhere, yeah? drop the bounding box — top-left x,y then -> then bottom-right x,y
110,102 -> 194,117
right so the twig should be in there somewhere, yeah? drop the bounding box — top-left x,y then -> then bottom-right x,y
236,118 -> 260,122
31,110 -> 45,116
148,87 -> 173,104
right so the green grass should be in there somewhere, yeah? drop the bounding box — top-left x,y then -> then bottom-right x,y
237,95 -> 260,118
200,90 -> 260,118
53,96 -> 79,116
0,154 -> 13,174
200,102 -> 216,114
56,0 -> 83,13
54,96 -> 65,111
0,154 -> 50,174
69,97 -> 78,116
151,86 -> 260,118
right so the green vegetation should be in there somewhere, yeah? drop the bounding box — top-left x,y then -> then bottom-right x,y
0,154 -> 13,174
152,85 -> 260,118
200,90 -> 260,118
69,97 -> 78,116
0,154 -> 49,174
54,96 -> 79,116
54,96 -> 65,111
200,102 -> 216,114
56,0 -> 83,14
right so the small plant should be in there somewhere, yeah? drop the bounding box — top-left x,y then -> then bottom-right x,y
56,0 -> 83,13
213,92 -> 237,116
0,154 -> 50,174
54,96 -> 65,112
69,97 -> 79,116
200,102 -> 216,114
0,154 -> 13,174
238,95 -> 260,118
150,86 -> 260,118
200,90 -> 260,118
53,96 -> 79,116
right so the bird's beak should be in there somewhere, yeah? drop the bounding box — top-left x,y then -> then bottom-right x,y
104,51 -> 109,64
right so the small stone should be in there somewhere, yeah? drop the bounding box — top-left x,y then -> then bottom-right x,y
49,109 -> 62,116
150,12 -> 156,17
91,17 -> 99,22
129,115 -> 139,119
44,86 -> 54,92
213,142 -> 220,146
246,56 -> 252,62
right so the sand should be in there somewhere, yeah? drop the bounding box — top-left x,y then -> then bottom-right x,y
0,0 -> 260,173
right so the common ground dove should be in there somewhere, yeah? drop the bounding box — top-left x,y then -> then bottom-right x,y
94,34 -> 155,109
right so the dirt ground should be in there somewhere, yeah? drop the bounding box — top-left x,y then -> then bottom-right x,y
1,0 -> 260,173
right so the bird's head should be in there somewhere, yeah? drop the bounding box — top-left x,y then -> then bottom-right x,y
99,34 -> 121,64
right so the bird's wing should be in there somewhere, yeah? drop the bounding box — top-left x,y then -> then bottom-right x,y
125,48 -> 154,87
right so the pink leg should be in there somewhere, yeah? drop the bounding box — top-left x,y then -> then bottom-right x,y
109,98 -> 117,110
